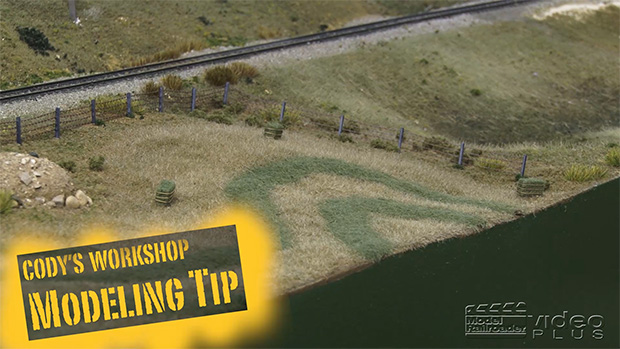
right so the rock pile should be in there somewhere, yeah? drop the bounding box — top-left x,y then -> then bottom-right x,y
0,152 -> 92,209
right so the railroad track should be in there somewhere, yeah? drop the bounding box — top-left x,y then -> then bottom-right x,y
0,0 -> 535,103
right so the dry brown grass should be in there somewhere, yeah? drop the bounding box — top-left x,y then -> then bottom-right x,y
1,114 -> 610,293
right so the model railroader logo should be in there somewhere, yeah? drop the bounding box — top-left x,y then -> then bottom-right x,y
465,302 -> 604,340
17,225 -> 247,340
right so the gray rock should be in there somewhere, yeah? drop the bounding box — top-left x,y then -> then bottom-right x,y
35,197 -> 46,205
19,172 -> 32,185
20,157 -> 29,165
33,182 -> 42,189
52,194 -> 65,207
65,196 -> 80,209
44,201 -> 56,208
33,171 -> 42,177
29,152 -> 39,158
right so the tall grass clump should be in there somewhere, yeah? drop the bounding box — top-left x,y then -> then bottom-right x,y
229,62 -> 259,79
0,189 -> 14,214
604,148 -> 620,167
204,66 -> 237,86
564,165 -> 608,182
475,158 -> 506,170
161,74 -> 183,90
141,81 -> 160,95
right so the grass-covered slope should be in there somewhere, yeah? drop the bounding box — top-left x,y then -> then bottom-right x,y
0,0 -> 460,88
244,6 -> 619,144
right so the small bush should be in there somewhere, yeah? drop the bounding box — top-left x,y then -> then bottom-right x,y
95,119 -> 106,126
338,134 -> 354,143
370,139 -> 399,152
564,165 -> 608,182
16,26 -> 55,55
188,110 -> 208,119
470,88 -> 482,96
141,81 -> 160,95
161,74 -> 183,90
229,62 -> 259,79
58,160 -> 76,173
89,156 -> 105,171
0,189 -> 14,214
604,148 -> 620,167
475,158 -> 506,170
206,110 -> 233,125
204,66 -> 237,86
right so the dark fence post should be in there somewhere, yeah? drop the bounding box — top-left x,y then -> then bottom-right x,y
55,107 -> 61,138
458,142 -> 465,166
16,117 -> 22,145
338,115 -> 344,136
126,92 -> 132,116
398,128 -> 404,152
521,154 -> 528,177
279,101 -> 286,122
191,87 -> 197,111
158,86 -> 164,112
223,82 -> 230,105
91,99 -> 96,124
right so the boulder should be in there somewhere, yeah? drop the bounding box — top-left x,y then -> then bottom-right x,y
75,190 -> 91,207
19,172 -> 32,185
52,194 -> 65,207
65,196 -> 80,209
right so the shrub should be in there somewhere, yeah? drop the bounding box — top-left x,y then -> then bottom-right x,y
161,74 -> 183,90
204,66 -> 237,86
371,139 -> 399,152
58,160 -> 76,173
470,88 -> 482,96
564,165 -> 608,182
95,119 -> 106,126
604,148 -> 620,167
338,134 -> 354,143
245,105 -> 301,128
188,110 -> 208,119
206,110 -> 233,125
89,156 -> 105,171
141,81 -> 160,95
0,189 -> 14,214
229,62 -> 259,79
475,158 -> 506,170
16,26 -> 55,55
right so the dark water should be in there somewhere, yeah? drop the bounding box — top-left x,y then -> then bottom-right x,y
252,178 -> 619,348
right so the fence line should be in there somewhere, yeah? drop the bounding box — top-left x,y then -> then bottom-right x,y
0,83 -> 531,177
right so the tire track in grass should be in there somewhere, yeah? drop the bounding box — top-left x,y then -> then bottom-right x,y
225,156 -> 512,252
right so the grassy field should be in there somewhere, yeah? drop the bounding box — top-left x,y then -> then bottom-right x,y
0,110 -> 617,293
238,5 -> 619,144
0,0 -> 461,88
1,3 -> 619,294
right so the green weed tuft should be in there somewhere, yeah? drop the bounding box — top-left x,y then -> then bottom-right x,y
604,148 -> 620,167
58,160 -> 76,173
564,164 -> 608,182
475,158 -> 506,170
0,189 -> 14,214
89,156 -> 105,171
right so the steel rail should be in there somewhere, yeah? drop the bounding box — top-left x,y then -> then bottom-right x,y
0,0 -> 535,103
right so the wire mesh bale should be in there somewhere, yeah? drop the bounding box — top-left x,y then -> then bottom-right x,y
155,179 -> 176,205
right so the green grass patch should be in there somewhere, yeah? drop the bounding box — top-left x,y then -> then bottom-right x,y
0,189 -> 14,214
320,196 -> 486,260
225,156 -> 513,248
